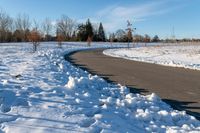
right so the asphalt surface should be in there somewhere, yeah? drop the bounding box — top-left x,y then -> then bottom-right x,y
67,48 -> 200,120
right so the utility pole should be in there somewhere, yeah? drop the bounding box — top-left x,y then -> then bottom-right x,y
126,20 -> 136,48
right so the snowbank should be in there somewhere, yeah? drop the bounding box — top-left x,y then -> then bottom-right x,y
0,42 -> 199,133
103,44 -> 200,71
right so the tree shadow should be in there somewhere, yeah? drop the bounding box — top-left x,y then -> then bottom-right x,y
128,85 -> 148,94
67,55 -> 116,84
67,54 -> 148,94
0,113 -> 79,132
66,52 -> 200,120
163,99 -> 200,120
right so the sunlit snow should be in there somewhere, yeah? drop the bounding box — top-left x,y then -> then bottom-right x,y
0,42 -> 199,133
104,43 -> 200,71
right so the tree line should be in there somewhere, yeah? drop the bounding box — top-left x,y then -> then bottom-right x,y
3,8 -> 198,44
0,9 -> 108,43
109,29 -> 160,43
0,8 -> 160,44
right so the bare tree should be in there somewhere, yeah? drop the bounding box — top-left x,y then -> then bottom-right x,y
56,15 -> 76,40
32,19 -> 41,33
42,18 -> 53,41
115,29 -> 126,42
126,20 -> 136,48
56,33 -> 65,48
15,14 -> 31,41
0,9 -> 12,31
0,9 -> 13,42
15,14 -> 31,31
133,34 -> 144,43
109,33 -> 115,46
28,20 -> 41,52
144,34 -> 151,42
28,28 -> 41,52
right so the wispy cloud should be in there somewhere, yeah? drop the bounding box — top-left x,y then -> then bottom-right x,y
97,2 -> 163,20
90,1 -> 184,33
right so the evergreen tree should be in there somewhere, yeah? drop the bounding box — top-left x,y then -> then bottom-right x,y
152,35 -> 160,42
85,19 -> 93,39
98,22 -> 106,41
77,24 -> 87,41
93,29 -> 98,42
77,19 -> 94,42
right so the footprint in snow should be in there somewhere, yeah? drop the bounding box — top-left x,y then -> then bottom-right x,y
84,107 -> 101,117
79,118 -> 96,127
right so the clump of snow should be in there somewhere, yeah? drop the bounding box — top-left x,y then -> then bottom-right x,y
103,44 -> 200,71
147,93 -> 160,102
0,42 -> 199,133
1,80 -> 8,85
65,76 -> 76,89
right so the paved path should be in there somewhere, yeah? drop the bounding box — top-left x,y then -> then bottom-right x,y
67,49 -> 200,120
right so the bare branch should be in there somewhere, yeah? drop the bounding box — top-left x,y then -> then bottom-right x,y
56,15 -> 77,40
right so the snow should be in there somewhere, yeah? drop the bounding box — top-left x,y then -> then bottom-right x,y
0,42 -> 200,133
103,44 -> 200,71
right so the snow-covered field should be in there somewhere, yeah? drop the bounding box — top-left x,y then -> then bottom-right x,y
0,42 -> 200,133
104,44 -> 200,71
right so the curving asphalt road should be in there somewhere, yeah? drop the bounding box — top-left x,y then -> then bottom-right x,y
67,48 -> 200,120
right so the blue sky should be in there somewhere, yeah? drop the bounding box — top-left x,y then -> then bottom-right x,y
0,0 -> 200,39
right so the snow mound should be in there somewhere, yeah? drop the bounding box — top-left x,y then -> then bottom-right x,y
103,44 -> 200,71
0,42 -> 199,133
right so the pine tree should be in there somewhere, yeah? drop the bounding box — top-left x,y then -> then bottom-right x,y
152,35 -> 160,42
77,19 -> 94,42
98,22 -> 106,42
77,24 -> 87,41
85,19 -> 93,39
